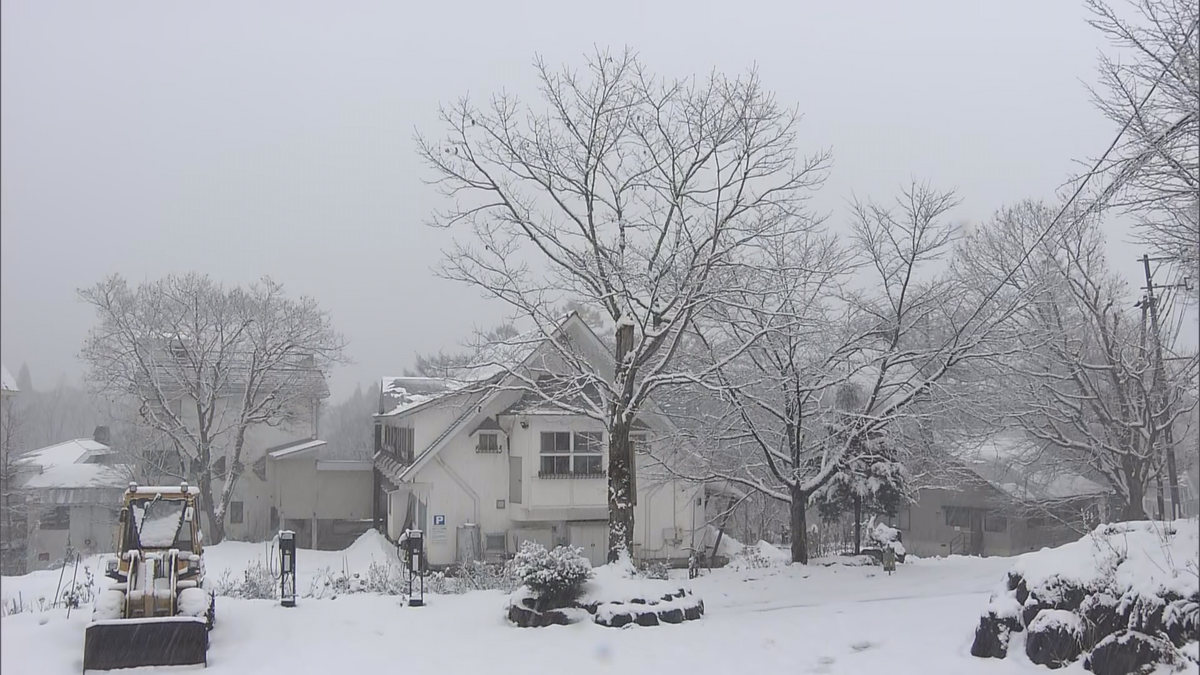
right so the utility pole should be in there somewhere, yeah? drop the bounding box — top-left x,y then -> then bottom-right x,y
1139,254 -> 1184,519
1135,294 -> 1168,519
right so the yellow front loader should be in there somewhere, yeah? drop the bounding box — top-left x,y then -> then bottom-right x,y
83,482 -> 214,671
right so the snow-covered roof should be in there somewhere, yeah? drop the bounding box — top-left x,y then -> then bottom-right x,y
14,439 -> 130,490
377,376 -> 460,418
376,316 -> 580,420
267,438 -> 328,460
955,435 -> 1108,503
1,364 -> 17,393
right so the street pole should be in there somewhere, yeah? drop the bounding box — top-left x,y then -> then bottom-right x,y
1140,254 -> 1182,520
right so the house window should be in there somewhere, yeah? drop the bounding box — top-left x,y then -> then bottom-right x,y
984,514 -> 1008,532
229,501 -> 244,524
539,431 -> 604,477
39,506 -> 70,531
540,432 -> 572,475
38,552 -> 50,562
944,506 -> 970,528
573,432 -> 603,475
477,432 -> 501,453
1027,517 -> 1045,529
485,533 -> 507,552
384,425 -> 416,463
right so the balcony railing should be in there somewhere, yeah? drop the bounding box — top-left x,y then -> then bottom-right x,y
537,469 -> 606,480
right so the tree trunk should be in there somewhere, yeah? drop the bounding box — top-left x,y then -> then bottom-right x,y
1122,477 -> 1147,522
789,485 -> 809,564
607,418 -> 634,562
607,322 -> 636,562
199,469 -> 224,544
853,493 -> 862,555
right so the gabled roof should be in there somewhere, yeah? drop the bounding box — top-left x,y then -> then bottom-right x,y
1,365 -> 17,393
954,435 -> 1109,503
14,439 -> 130,490
377,376 -> 459,417
381,312 -> 679,484
267,438 -> 327,460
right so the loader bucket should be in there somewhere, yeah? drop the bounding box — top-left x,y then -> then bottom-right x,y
83,616 -> 208,671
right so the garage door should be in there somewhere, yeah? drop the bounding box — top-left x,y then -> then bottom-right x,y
568,522 -> 608,568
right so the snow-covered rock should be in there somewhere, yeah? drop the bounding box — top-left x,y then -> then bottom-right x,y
970,519 -> 1199,671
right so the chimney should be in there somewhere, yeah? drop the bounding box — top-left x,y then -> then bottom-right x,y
93,426 -> 111,446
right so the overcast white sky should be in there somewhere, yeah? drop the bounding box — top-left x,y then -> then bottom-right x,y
0,0 -> 1173,401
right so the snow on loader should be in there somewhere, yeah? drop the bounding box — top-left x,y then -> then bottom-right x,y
84,482 -> 215,671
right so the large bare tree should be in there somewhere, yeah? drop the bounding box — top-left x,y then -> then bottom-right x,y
416,49 -> 830,560
956,200 -> 1198,520
79,273 -> 347,543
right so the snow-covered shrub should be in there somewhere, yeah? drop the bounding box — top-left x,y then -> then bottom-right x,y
212,561 -> 277,599
512,541 -> 592,608
865,521 -> 906,558
448,559 -> 518,593
730,541 -> 790,570
60,566 -> 96,609
363,561 -> 405,595
639,560 -> 670,580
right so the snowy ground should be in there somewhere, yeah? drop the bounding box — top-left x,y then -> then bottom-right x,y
0,535 -> 1124,675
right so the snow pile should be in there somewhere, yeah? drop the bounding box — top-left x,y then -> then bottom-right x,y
971,519 -> 1199,671
728,541 -> 791,570
865,521 -> 906,558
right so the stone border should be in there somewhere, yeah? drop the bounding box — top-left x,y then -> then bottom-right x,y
507,587 -> 705,628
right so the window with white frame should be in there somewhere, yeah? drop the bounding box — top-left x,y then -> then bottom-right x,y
539,431 -> 604,477
476,432 -> 501,453
540,432 -> 572,475
573,431 -> 603,474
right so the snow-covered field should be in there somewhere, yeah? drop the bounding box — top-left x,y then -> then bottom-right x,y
0,533 -> 1167,675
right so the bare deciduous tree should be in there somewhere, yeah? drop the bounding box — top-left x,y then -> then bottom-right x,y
1085,0 -> 1200,287
416,49 -> 830,560
679,183 -> 1022,563
79,273 -> 347,543
956,200 -> 1199,520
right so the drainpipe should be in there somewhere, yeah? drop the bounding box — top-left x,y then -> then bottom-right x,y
434,456 -> 480,524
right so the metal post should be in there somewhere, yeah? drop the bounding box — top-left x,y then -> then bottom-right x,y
279,530 -> 296,607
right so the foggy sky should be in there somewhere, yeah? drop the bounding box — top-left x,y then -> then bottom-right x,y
0,0 -> 1154,401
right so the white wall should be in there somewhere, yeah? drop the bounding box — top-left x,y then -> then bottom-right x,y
177,394 -> 317,541
26,503 -> 118,570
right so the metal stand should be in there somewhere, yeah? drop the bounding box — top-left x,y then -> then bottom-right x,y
400,529 -> 425,607
279,530 -> 297,607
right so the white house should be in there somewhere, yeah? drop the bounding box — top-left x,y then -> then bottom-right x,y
372,314 -> 707,568
267,438 -> 373,550
11,428 -> 132,570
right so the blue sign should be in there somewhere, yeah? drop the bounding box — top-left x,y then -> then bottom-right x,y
433,515 -> 446,526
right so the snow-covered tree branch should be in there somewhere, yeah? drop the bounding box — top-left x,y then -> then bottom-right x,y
78,273 -> 347,543
415,48 -> 831,561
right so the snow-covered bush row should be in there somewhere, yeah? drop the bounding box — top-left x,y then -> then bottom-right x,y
210,560 -> 277,600
728,541 -> 791,570
971,519 -> 1199,674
